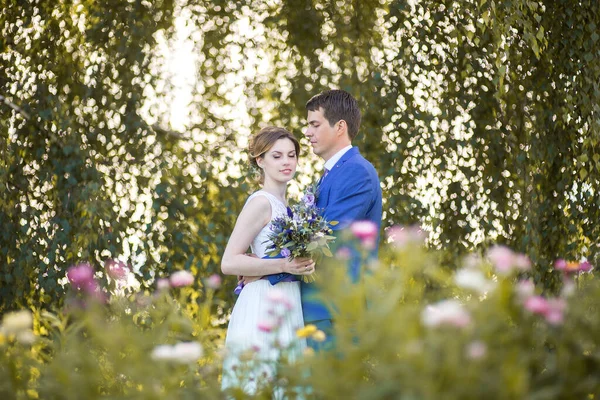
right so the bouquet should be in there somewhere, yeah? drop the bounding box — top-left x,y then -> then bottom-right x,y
265,184 -> 337,282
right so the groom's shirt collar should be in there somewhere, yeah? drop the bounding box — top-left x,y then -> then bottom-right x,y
324,145 -> 353,172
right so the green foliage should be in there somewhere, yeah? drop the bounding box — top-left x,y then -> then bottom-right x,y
385,0 -> 600,287
1,239 -> 600,398
1,0 -> 599,312
0,1 -> 247,312
1,283 -> 224,399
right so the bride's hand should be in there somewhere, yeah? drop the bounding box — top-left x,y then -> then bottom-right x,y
285,257 -> 315,275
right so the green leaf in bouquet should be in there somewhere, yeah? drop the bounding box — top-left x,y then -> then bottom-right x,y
306,241 -> 319,252
322,247 -> 333,257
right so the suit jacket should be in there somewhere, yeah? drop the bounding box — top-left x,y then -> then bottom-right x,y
301,146 -> 382,323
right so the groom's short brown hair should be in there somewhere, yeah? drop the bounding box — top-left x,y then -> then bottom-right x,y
306,89 -> 361,140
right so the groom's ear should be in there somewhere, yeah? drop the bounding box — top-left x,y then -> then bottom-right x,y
336,120 -> 348,137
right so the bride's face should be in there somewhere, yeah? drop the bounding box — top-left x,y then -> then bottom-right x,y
258,138 -> 298,183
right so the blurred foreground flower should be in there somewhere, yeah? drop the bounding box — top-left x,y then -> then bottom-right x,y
205,274 -> 222,289
466,341 -> 487,360
151,341 -> 204,363
486,245 -> 530,275
1,310 -> 36,344
67,263 -> 95,290
386,225 -> 426,249
296,324 -> 326,342
296,324 -> 317,338
169,270 -> 195,287
554,259 -> 593,274
1,310 -> 33,334
67,263 -> 106,302
104,259 -> 129,280
156,278 -> 170,291
515,279 -> 536,299
422,299 -> 471,328
257,321 -> 276,333
350,220 -> 378,249
524,296 -> 566,325
266,288 -> 293,312
454,268 -> 495,294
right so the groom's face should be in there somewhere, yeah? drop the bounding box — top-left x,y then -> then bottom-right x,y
305,107 -> 339,162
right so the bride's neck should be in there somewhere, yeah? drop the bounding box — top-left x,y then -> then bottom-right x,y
262,181 -> 287,203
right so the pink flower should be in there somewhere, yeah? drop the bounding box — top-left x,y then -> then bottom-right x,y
257,321 -> 275,333
104,259 -> 128,280
515,279 -> 535,299
486,245 -> 530,275
87,282 -> 107,303
579,260 -> 593,272
554,259 -> 568,271
67,263 -> 95,291
524,296 -> 550,314
266,288 -> 293,311
156,278 -> 170,291
350,221 -> 378,247
513,254 -> 531,270
466,341 -> 487,360
524,296 -> 566,325
335,246 -> 352,260
554,259 -> 593,274
386,225 -> 426,249
169,270 -> 194,287
544,298 -> 566,325
205,274 -> 222,289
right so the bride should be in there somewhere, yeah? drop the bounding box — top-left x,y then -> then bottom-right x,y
220,126 -> 315,394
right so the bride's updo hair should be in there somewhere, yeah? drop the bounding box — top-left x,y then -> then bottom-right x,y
248,126 -> 300,181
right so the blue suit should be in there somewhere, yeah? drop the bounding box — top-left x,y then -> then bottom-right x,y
301,147 -> 382,329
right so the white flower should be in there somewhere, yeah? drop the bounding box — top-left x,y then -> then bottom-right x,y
16,330 -> 36,345
1,310 -> 33,335
151,341 -> 204,363
454,268 -> 495,294
422,299 -> 472,328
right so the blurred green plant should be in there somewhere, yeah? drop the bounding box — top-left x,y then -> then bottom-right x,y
1,0 -> 598,316
1,229 -> 599,399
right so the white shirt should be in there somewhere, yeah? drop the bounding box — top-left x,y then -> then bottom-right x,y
324,145 -> 353,172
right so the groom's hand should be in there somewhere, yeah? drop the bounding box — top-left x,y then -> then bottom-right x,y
238,275 -> 262,285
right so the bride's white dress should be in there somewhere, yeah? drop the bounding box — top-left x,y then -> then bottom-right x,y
221,190 -> 306,394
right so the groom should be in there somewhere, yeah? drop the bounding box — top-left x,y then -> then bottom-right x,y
301,89 -> 382,350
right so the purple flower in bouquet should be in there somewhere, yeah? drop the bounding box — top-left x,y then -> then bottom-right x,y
280,248 -> 291,258
264,185 -> 337,282
302,192 -> 315,207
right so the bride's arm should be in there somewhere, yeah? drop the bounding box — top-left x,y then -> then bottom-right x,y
221,196 -> 314,277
